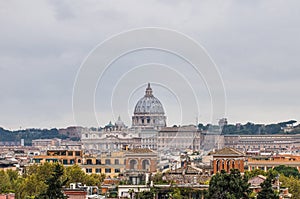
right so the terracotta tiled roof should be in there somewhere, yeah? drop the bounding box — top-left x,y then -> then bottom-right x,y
127,148 -> 154,153
209,147 -> 244,156
170,165 -> 202,174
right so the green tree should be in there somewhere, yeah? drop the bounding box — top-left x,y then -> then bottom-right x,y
0,170 -> 11,193
274,165 -> 300,178
257,174 -> 279,199
245,169 -> 267,179
65,164 -> 86,185
85,173 -> 105,186
128,189 -> 135,199
170,188 -> 181,199
6,169 -> 19,182
265,124 -> 282,134
16,173 -> 47,198
280,175 -> 300,199
38,163 -> 67,199
207,169 -> 250,199
65,164 -> 105,186
139,190 -> 153,199
16,163 -> 56,198
152,172 -> 168,184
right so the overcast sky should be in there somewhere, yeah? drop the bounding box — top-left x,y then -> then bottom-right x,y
0,0 -> 299,129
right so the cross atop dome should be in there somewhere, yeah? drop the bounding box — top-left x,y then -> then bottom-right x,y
145,82 -> 153,97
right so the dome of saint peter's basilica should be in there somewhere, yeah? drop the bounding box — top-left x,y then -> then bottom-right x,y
132,83 -> 166,129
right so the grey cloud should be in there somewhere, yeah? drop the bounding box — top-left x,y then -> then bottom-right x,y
0,0 -> 299,128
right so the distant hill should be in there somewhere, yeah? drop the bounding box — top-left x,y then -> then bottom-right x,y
0,127 -> 82,146
197,120 -> 300,135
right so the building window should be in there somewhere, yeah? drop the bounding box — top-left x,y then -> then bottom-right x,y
129,159 -> 138,170
75,151 -> 81,156
105,159 -> 111,165
70,159 -> 75,164
63,159 -> 68,165
86,168 -> 92,173
114,159 -> 119,165
86,159 -> 93,165
78,159 -> 81,164
105,168 -> 111,173
68,151 -> 73,156
96,168 -> 101,173
115,169 -> 120,173
142,159 -> 150,171
96,159 -> 101,165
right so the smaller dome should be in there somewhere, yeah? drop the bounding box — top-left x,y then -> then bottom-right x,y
105,121 -> 114,128
115,116 -> 125,127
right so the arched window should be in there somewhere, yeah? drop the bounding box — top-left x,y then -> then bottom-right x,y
129,159 -> 137,170
216,160 -> 220,172
227,160 -> 231,172
142,159 -> 150,171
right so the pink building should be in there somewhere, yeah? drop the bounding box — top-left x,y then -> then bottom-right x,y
0,194 -> 15,199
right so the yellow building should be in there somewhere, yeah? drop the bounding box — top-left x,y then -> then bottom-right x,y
81,151 -> 125,177
32,149 -> 83,165
32,150 -> 125,177
247,154 -> 300,172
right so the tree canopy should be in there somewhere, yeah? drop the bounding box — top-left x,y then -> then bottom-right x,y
0,163 -> 106,198
207,169 -> 250,199
257,173 -> 279,199
274,165 -> 300,178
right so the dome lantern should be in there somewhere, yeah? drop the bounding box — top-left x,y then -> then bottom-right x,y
145,83 -> 153,97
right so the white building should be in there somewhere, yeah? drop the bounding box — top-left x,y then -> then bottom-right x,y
82,83 -> 168,151
81,117 -> 141,152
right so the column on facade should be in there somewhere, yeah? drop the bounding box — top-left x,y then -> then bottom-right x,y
241,160 -> 244,173
223,159 -> 228,172
232,159 -> 236,169
213,160 -> 217,174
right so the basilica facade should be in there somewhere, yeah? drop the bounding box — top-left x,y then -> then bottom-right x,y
81,117 -> 141,152
82,83 -> 167,151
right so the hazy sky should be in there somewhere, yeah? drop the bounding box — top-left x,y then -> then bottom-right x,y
0,0 -> 299,129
